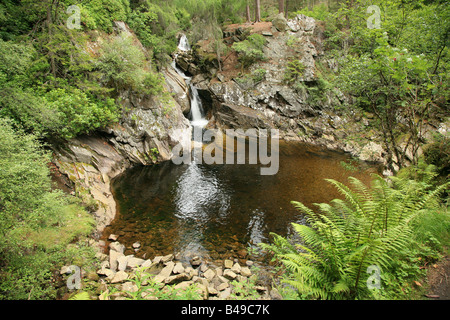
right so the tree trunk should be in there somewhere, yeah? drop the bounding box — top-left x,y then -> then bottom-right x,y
246,3 -> 251,22
255,0 -> 261,22
279,0 -> 285,14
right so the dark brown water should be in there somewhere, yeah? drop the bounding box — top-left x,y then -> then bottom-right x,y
102,141 -> 380,263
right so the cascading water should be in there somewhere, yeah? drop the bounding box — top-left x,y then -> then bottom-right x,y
178,34 -> 191,52
172,34 -> 208,130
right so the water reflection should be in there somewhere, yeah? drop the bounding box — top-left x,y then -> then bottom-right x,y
173,162 -> 231,257
105,142 -> 380,262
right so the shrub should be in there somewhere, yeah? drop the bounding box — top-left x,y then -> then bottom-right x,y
97,34 -> 164,95
260,173 -> 449,300
82,0 -> 130,33
284,60 -> 306,83
232,34 -> 267,70
0,119 -> 96,299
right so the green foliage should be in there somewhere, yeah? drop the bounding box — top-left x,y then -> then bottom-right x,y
232,34 -> 267,70
260,172 -> 449,300
127,1 -> 186,63
97,34 -> 164,96
82,0 -> 131,32
423,133 -> 450,180
284,60 -> 306,83
0,119 -> 96,299
336,29 -> 443,170
235,68 -> 267,89
230,277 -> 260,300
44,86 -> 119,139
294,3 -> 332,22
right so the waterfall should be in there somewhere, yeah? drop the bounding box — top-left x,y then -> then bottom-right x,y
173,34 -> 208,129
178,34 -> 191,52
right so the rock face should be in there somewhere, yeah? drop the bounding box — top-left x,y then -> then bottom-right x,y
52,22 -> 192,233
188,15 -> 387,166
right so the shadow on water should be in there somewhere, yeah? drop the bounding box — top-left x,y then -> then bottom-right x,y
102,141 -> 381,264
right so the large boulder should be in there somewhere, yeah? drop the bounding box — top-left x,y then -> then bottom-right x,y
272,13 -> 288,32
287,14 -> 317,33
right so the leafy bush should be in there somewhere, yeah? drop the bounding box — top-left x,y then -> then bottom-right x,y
293,4 -> 332,22
232,34 -> 267,70
82,0 -> 130,32
127,2 -> 180,63
0,119 -> 96,299
284,60 -> 306,83
260,172 -> 449,300
97,34 -> 164,95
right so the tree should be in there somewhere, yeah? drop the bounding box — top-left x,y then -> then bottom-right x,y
255,0 -> 261,22
279,0 -> 285,14
338,33 -> 440,171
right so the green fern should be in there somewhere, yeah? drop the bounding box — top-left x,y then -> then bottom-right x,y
260,173 -> 449,300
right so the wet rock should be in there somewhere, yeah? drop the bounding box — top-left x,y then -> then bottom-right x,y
109,234 -> 119,241
237,249 -> 247,259
132,242 -> 141,249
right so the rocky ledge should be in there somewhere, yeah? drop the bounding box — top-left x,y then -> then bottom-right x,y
60,239 -> 282,300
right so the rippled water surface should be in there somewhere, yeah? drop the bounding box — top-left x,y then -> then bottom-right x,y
102,141 -> 380,262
